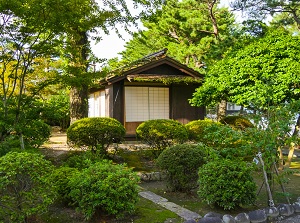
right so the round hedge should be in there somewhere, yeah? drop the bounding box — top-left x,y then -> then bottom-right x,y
68,160 -> 139,219
185,119 -> 223,142
136,119 -> 188,150
198,159 -> 257,210
67,117 -> 125,154
156,143 -> 206,192
220,115 -> 254,130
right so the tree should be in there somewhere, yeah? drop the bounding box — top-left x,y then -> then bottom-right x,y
190,27 -> 300,140
119,0 -> 236,71
231,0 -> 300,30
0,1 -> 62,148
190,28 -> 300,111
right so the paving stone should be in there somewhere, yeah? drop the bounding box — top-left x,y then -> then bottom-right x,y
160,201 -> 201,220
223,214 -> 236,223
198,217 -> 224,223
139,191 -> 201,221
235,213 -> 250,223
277,204 -> 295,217
248,209 -> 267,223
139,191 -> 168,203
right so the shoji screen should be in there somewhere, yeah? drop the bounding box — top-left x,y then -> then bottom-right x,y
125,87 -> 169,122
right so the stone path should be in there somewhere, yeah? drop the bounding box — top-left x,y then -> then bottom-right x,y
139,191 -> 201,221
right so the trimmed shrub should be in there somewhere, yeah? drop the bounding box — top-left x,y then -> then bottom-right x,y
68,160 -> 139,219
136,119 -> 188,150
198,159 -> 257,210
63,150 -> 104,170
185,119 -> 223,142
220,115 -> 254,130
0,152 -> 56,222
67,117 -> 125,154
50,166 -> 79,203
156,143 -> 207,192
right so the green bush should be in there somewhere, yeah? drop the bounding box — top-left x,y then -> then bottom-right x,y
41,91 -> 70,130
50,166 -> 79,204
0,152 -> 56,222
21,119 -> 51,148
136,119 -> 188,150
220,115 -> 254,130
63,150 -> 104,170
156,143 -> 206,192
198,159 -> 257,210
185,119 -> 223,142
68,160 -> 139,219
67,117 -> 126,154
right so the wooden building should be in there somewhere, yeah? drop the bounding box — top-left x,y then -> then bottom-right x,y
88,50 -> 206,137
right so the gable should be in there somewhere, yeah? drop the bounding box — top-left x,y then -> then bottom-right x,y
101,55 -> 203,85
136,63 -> 190,76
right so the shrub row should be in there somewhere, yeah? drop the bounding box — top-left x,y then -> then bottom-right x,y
0,152 -> 139,221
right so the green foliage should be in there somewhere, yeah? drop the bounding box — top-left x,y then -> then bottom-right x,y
68,160 -> 139,219
220,115 -> 254,130
67,117 -> 126,154
117,0 -> 236,71
136,119 -> 188,150
232,0 -> 300,32
0,97 -> 51,150
198,159 -> 257,210
49,166 -> 79,204
20,119 -> 51,148
191,28 -> 300,111
42,91 -> 70,130
156,143 -> 206,192
185,119 -> 223,142
242,103 -> 300,169
0,152 -> 56,222
63,150 -> 105,170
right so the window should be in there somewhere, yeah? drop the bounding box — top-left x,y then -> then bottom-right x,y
125,87 -> 169,122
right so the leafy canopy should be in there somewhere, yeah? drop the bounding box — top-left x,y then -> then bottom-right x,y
190,28 -> 300,111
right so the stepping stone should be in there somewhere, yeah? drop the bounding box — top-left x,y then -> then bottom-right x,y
139,191 -> 201,221
139,191 -> 168,203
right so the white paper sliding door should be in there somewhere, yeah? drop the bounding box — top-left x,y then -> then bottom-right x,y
125,87 -> 169,122
88,90 -> 106,117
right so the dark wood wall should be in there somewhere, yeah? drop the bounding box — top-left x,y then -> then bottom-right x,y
109,81 -> 124,125
170,84 -> 205,124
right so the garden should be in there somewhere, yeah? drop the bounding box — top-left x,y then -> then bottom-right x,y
0,107 -> 299,222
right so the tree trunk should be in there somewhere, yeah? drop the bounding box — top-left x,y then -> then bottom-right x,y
277,146 -> 284,171
70,85 -> 88,124
69,31 -> 89,124
217,100 -> 227,121
285,142 -> 295,169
